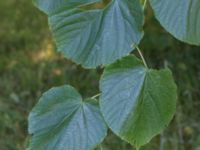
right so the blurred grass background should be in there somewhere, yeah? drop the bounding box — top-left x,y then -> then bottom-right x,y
0,0 -> 199,150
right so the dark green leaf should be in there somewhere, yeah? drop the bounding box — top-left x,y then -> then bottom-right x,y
33,0 -> 144,68
100,55 -> 177,149
28,85 -> 107,150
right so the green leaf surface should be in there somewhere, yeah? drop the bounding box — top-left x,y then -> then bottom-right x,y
33,0 -> 144,68
28,85 -> 107,150
100,55 -> 177,149
149,0 -> 200,45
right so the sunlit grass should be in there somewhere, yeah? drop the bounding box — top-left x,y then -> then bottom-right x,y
30,39 -> 56,63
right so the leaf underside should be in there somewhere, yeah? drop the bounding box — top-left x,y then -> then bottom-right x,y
33,0 -> 144,68
100,55 -> 177,149
150,0 -> 200,45
28,85 -> 107,150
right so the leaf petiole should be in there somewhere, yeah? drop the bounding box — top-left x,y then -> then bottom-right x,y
91,93 -> 101,100
135,46 -> 148,68
143,0 -> 148,10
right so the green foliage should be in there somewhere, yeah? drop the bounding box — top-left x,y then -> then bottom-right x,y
0,0 -> 200,150
33,0 -> 144,68
10,0 -> 199,150
28,85 -> 107,150
100,55 -> 177,149
149,0 -> 200,45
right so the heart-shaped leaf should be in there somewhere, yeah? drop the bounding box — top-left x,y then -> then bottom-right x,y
28,85 -> 107,150
100,55 -> 177,149
33,0 -> 144,68
149,0 -> 200,45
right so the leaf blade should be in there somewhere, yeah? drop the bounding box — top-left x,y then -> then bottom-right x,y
28,85 -> 107,150
149,0 -> 200,45
100,55 -> 177,149
33,0 -> 144,68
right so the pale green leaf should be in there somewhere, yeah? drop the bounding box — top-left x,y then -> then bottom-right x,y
149,0 -> 200,45
28,85 -> 107,150
100,55 -> 177,149
33,0 -> 144,68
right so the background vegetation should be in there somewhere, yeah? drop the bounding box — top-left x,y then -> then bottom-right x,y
0,0 -> 199,149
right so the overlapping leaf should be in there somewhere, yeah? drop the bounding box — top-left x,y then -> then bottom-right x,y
100,55 -> 177,149
28,85 -> 107,150
33,0 -> 144,68
150,0 -> 200,45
